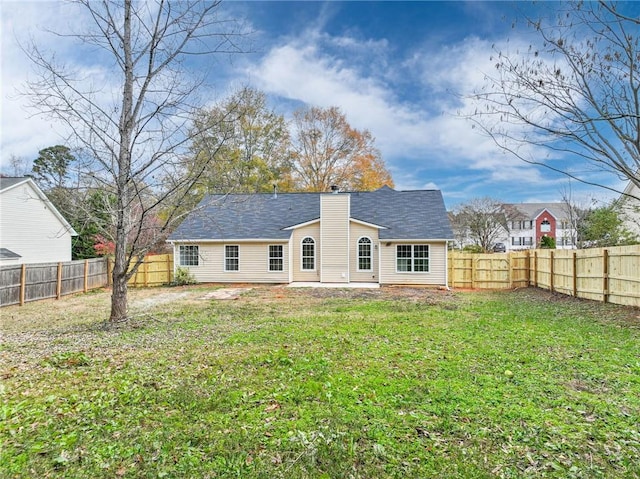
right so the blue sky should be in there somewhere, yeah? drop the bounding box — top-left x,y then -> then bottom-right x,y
0,1 -> 626,208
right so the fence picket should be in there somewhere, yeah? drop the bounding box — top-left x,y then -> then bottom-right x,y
449,245 -> 640,307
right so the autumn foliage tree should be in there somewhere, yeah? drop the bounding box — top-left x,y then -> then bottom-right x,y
288,106 -> 393,192
190,87 -> 292,196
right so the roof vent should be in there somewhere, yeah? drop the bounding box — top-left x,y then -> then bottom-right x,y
330,185 -> 339,194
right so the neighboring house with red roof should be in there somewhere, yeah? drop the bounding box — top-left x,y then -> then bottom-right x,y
0,177 -> 77,265
168,186 -> 454,286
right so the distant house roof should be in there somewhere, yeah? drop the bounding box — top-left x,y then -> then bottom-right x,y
503,203 -> 571,220
0,248 -> 21,260
0,176 -> 78,236
0,177 -> 31,192
169,186 -> 454,242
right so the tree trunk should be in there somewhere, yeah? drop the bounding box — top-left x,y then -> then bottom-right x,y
109,0 -> 133,324
109,260 -> 128,322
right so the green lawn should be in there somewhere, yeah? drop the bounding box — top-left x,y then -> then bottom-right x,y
1,287 -> 639,478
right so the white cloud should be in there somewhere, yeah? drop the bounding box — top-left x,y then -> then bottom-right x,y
243,26 -> 557,194
1,1 -> 89,166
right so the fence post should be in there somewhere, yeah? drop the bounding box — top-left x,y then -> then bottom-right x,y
84,259 -> 89,293
19,263 -> 26,306
549,250 -> 554,292
471,256 -> 476,289
603,248 -> 609,303
532,251 -> 538,288
56,262 -> 63,299
107,257 -> 112,287
144,258 -> 149,288
572,251 -> 577,297
167,254 -> 172,284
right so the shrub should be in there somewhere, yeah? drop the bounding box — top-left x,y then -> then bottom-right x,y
539,235 -> 556,249
172,266 -> 196,286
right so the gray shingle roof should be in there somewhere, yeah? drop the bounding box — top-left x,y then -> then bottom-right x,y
0,177 -> 29,192
0,248 -> 21,259
503,203 -> 572,220
169,186 -> 453,242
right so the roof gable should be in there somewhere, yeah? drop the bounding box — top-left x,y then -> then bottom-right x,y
0,177 -> 78,236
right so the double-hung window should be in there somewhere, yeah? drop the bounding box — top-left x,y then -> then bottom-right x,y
269,245 -> 284,272
396,245 -> 429,272
358,237 -> 372,271
301,237 -> 315,270
225,245 -> 239,272
179,245 -> 199,266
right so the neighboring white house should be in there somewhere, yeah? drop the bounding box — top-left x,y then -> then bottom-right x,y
0,177 -> 77,265
168,186 -> 454,286
452,202 -> 579,252
618,180 -> 640,238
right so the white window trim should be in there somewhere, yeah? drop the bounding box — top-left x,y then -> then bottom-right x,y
268,244 -> 284,273
300,236 -> 316,272
179,245 -> 199,267
395,244 -> 430,274
224,245 -> 240,272
357,236 -> 373,272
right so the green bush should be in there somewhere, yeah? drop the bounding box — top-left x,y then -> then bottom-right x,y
539,235 -> 556,249
172,266 -> 196,286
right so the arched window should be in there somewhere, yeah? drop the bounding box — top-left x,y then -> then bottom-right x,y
541,219 -> 551,233
301,237 -> 315,270
358,237 -> 372,271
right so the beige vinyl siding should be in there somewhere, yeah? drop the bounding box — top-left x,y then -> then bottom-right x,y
379,241 -> 448,286
349,222 -> 379,283
175,242 -> 289,283
0,182 -> 74,265
291,223 -> 321,282
320,194 -> 350,282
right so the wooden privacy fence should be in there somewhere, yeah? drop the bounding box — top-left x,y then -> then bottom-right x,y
0,254 -> 174,307
0,258 -> 108,307
448,245 -> 640,307
115,253 -> 174,288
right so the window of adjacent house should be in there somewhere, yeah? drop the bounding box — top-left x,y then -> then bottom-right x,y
301,237 -> 315,270
225,245 -> 239,271
179,245 -> 199,266
358,237 -> 372,271
396,245 -> 429,273
269,245 -> 283,272
541,219 -> 551,233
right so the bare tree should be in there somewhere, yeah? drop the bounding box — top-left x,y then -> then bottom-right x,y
468,1 -> 640,200
23,0 -> 247,323
1,154 -> 31,177
451,198 -> 510,252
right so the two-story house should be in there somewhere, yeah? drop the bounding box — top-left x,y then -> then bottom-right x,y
502,203 -> 577,251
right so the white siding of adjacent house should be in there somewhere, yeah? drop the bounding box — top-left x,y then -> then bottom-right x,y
175,241 -> 289,283
379,241 -> 448,286
349,222 -> 379,283
0,181 -> 74,265
291,223 -> 321,282
320,194 -> 350,282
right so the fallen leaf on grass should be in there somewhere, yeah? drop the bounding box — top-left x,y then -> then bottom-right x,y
264,402 -> 281,412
